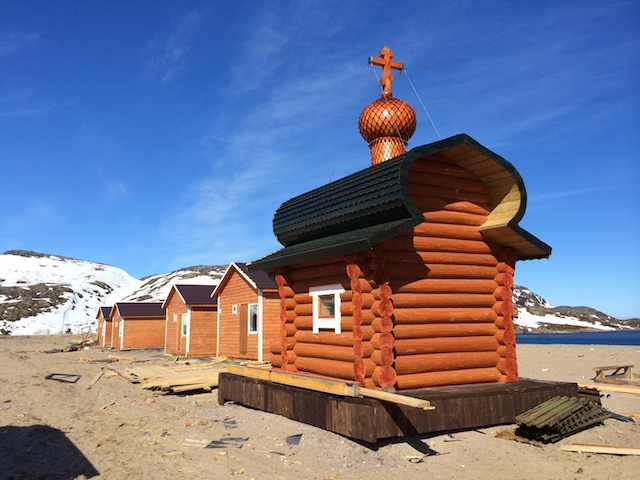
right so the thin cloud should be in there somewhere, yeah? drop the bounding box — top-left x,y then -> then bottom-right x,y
0,29 -> 39,57
145,9 -> 208,85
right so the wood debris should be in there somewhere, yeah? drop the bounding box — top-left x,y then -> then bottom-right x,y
125,360 -> 227,393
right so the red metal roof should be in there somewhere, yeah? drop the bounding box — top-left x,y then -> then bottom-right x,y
114,302 -> 165,318
174,284 -> 218,305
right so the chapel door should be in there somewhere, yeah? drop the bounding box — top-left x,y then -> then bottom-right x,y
239,303 -> 248,357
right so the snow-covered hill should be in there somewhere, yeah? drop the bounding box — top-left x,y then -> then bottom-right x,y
0,251 -> 140,335
1,250 -> 637,336
0,251 -> 226,335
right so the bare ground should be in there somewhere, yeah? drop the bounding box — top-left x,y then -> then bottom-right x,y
1,335 -> 639,479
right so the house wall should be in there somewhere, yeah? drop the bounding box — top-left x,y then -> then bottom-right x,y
218,271 -> 257,358
112,310 -> 123,350
165,292 -> 187,355
271,152 -> 518,391
188,306 -> 218,356
101,318 -> 113,348
120,317 -> 165,350
217,271 -> 278,360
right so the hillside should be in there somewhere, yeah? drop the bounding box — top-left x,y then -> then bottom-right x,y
0,251 -> 225,335
0,250 -> 637,335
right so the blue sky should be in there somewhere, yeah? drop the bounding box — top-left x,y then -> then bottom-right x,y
1,1 -> 638,318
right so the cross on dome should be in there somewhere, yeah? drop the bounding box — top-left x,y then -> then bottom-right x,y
368,46 -> 404,96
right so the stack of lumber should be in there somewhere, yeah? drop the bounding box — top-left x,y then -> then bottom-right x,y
125,359 -> 226,393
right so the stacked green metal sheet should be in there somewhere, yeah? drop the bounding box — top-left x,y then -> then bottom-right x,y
515,396 -> 610,443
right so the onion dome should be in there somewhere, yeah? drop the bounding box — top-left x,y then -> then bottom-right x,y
359,46 -> 417,165
358,95 -> 417,165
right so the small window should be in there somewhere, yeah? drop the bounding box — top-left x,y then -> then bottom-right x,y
181,313 -> 189,336
248,303 -> 258,334
309,284 -> 344,334
173,313 -> 178,323
232,304 -> 238,315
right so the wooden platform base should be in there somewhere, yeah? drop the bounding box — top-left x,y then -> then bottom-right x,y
218,373 -> 578,443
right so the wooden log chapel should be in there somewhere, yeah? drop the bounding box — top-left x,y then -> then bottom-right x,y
220,47 -> 577,441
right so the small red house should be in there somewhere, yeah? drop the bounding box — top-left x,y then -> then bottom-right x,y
96,306 -> 112,348
163,284 -> 218,357
212,262 -> 279,361
110,302 -> 165,350
248,47 -> 551,391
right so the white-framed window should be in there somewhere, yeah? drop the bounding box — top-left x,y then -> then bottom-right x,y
181,313 -> 189,337
248,303 -> 258,334
232,304 -> 238,315
309,284 -> 344,334
173,313 -> 178,323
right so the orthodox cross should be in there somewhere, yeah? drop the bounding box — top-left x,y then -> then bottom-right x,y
368,46 -> 404,96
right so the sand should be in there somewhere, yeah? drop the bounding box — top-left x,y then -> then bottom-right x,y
1,335 -> 639,479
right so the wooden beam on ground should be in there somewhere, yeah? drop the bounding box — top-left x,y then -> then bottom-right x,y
105,365 -> 140,384
577,382 -> 640,395
560,443 -> 640,456
359,388 -> 434,410
225,365 -> 359,397
85,370 -> 104,389
224,365 -> 434,409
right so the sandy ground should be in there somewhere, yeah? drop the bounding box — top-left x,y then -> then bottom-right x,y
1,335 -> 639,480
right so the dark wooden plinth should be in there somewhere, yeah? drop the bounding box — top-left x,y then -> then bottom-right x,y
218,373 -> 579,443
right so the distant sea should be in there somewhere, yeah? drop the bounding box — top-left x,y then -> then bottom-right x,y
516,330 -> 640,346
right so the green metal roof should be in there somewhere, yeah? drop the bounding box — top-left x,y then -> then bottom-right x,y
248,134 -> 551,271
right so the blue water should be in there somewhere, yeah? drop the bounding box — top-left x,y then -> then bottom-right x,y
516,330 -> 640,346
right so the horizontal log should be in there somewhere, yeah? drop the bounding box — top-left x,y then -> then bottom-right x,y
380,263 -> 499,280
412,222 -> 485,241
382,235 -> 493,254
390,279 -> 498,294
294,357 -> 376,380
407,171 -> 489,194
493,286 -> 511,301
409,154 -> 478,179
380,251 -> 498,267
384,293 -> 496,309
392,336 -> 500,355
494,329 -> 516,345
287,275 -> 348,292
411,198 -> 490,217
293,342 -> 374,363
270,336 -> 295,353
392,307 -> 498,324
288,262 -> 349,282
421,210 -> 487,227
394,367 -> 503,390
391,323 -> 498,339
407,183 -> 491,207
494,272 -> 514,288
294,328 -> 375,346
391,351 -> 501,375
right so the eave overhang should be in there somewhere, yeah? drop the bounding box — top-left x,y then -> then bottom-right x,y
248,134 -> 551,272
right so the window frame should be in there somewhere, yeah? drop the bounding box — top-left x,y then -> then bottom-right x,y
248,303 -> 258,334
181,313 -> 189,337
309,284 -> 344,334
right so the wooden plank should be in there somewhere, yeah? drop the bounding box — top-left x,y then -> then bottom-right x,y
225,365 -> 359,397
559,443 -> 640,456
577,382 -> 640,395
359,388 -> 433,410
105,365 -> 140,383
86,370 -> 104,388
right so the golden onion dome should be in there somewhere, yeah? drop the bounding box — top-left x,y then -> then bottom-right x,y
358,94 -> 417,144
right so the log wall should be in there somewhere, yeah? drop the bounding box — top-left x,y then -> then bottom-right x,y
269,152 -> 520,390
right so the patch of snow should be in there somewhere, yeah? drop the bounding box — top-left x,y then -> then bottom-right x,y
514,307 -> 616,331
